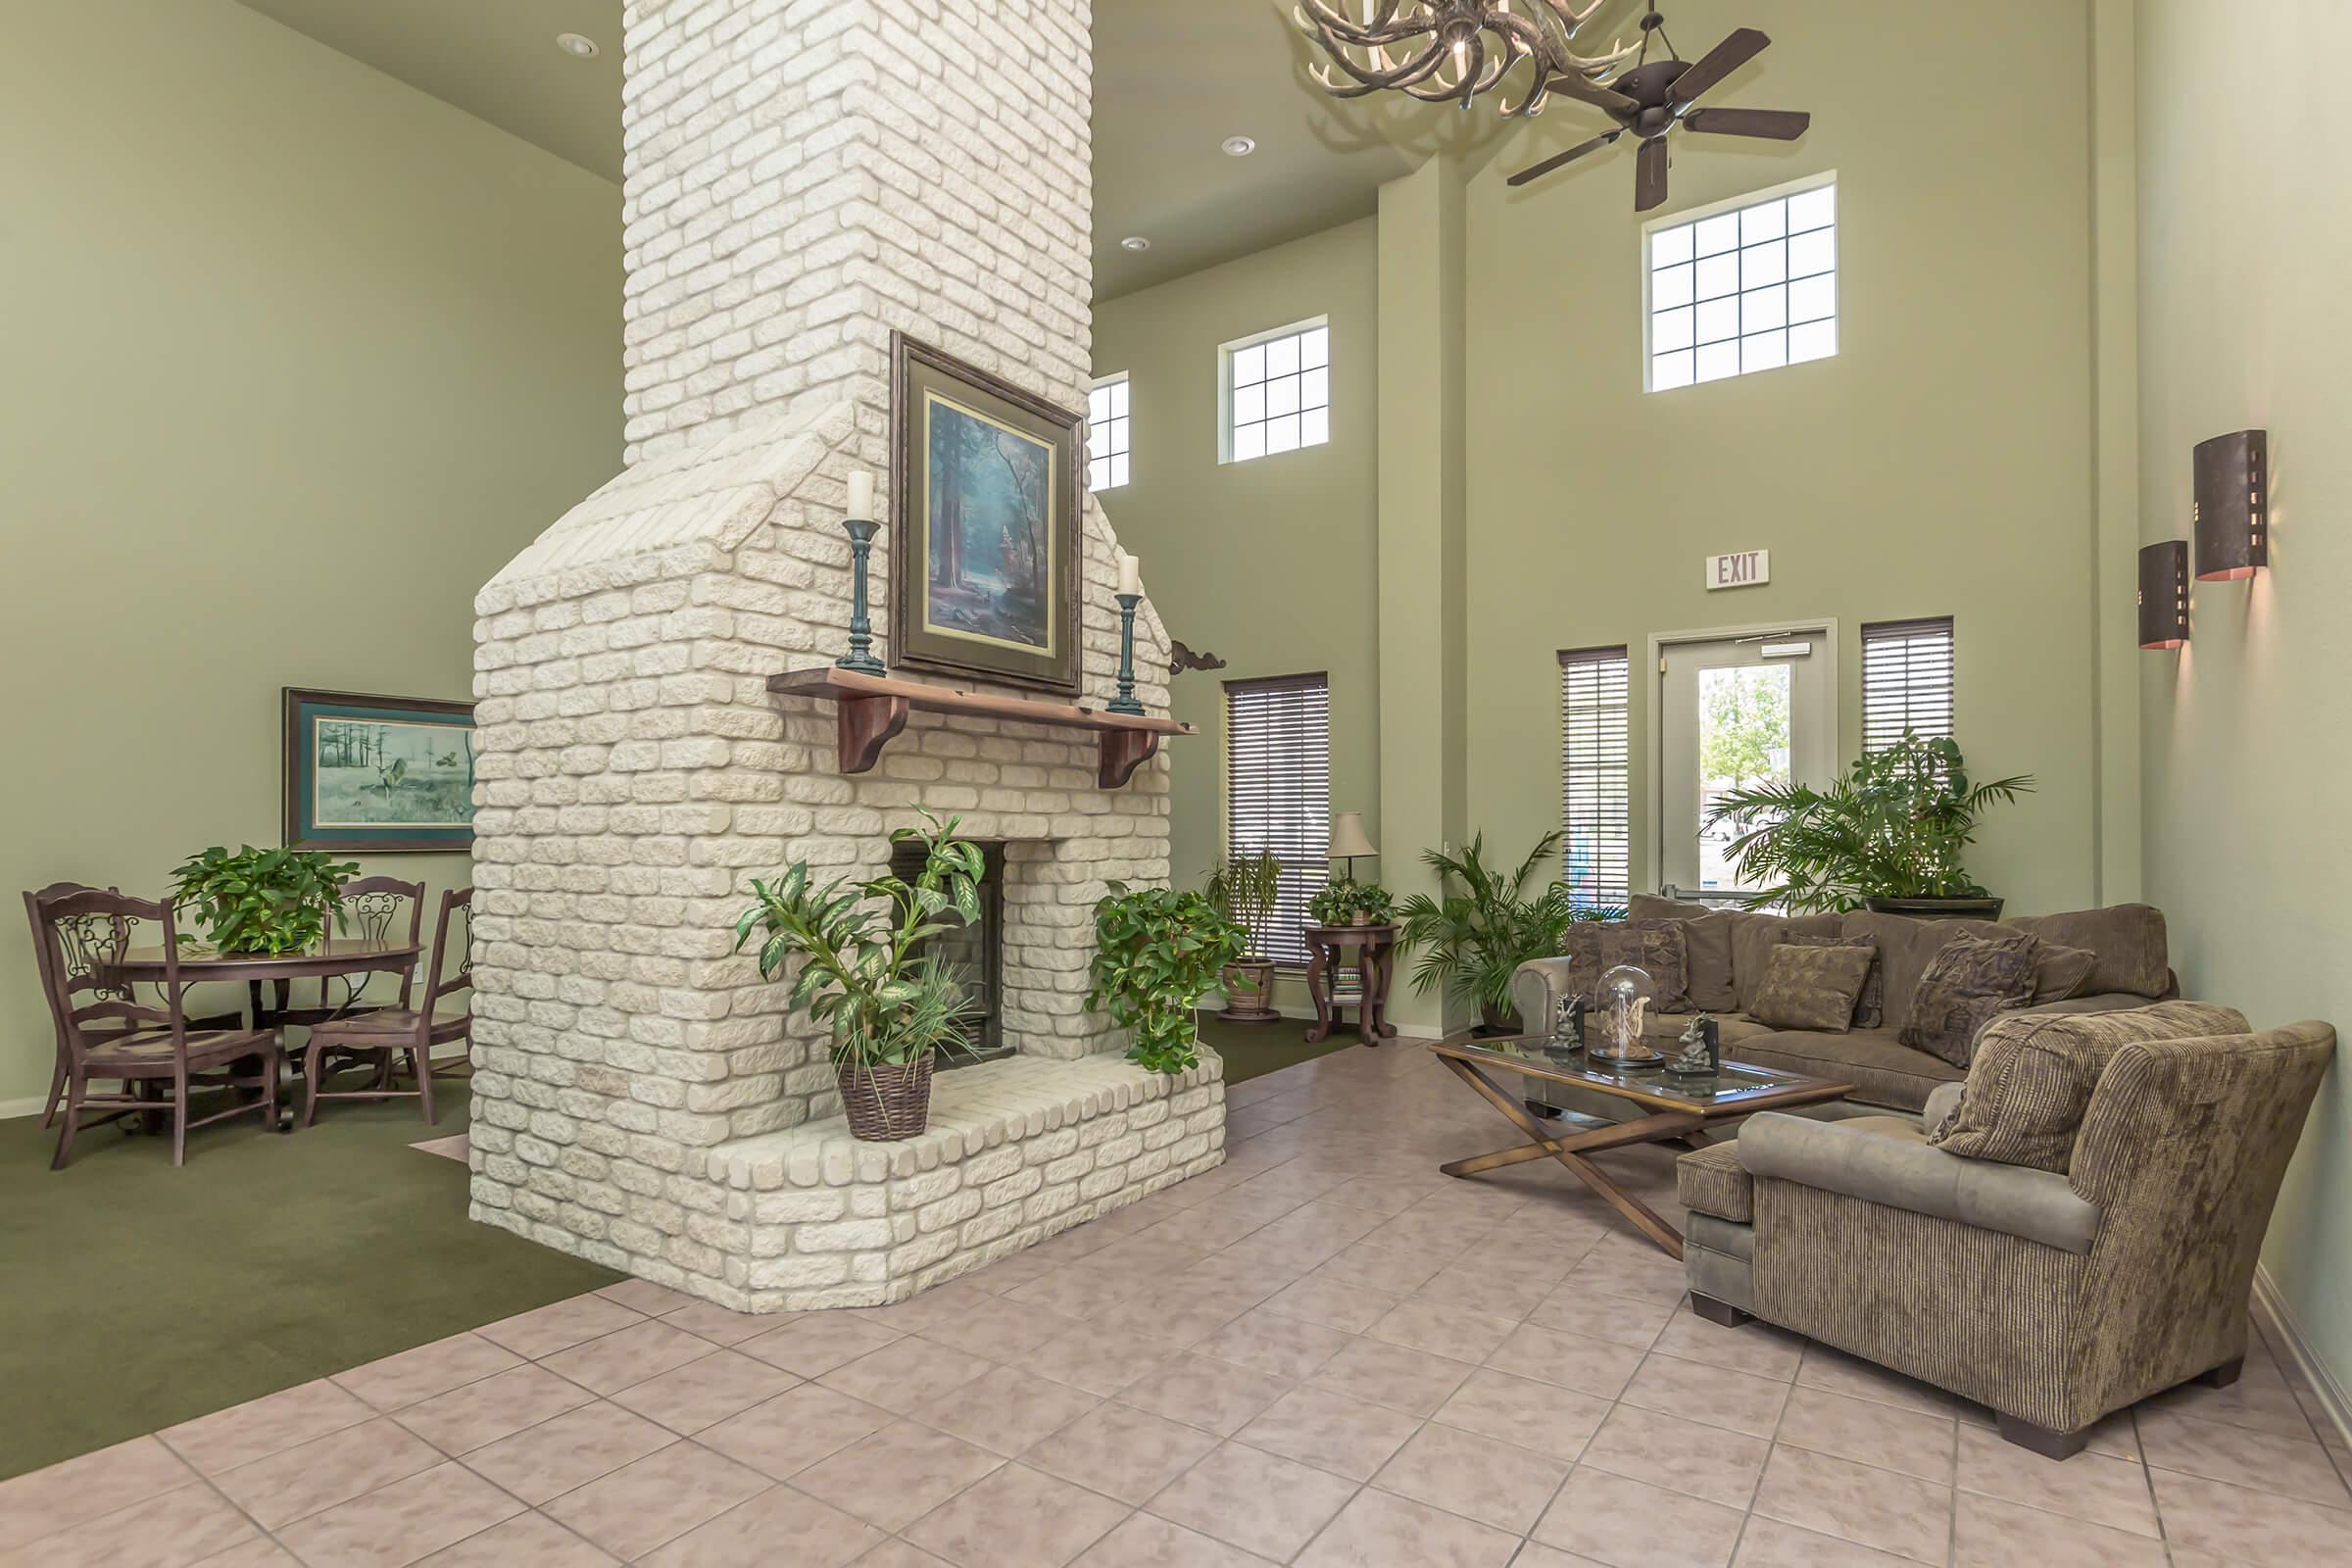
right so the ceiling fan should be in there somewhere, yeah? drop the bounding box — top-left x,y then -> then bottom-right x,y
1505,3 -> 1810,212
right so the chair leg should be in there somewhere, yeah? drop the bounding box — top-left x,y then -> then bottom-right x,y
303,1040 -> 325,1128
42,1060 -> 65,1129
415,1047 -> 436,1126
1995,1412 -> 2090,1460
172,1064 -> 189,1167
51,1071 -> 84,1170
1689,1293 -> 1755,1328
2196,1356 -> 2244,1390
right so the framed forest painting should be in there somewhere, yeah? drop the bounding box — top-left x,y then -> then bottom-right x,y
282,688 -> 476,853
889,332 -> 1082,694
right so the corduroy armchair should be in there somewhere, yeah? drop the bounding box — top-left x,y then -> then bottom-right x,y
1675,1018 -> 2335,1455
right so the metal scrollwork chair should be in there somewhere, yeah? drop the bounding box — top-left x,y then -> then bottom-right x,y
29,885 -> 280,1168
301,887 -> 471,1126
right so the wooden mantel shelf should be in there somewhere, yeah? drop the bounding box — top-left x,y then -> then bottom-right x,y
767,666 -> 1196,788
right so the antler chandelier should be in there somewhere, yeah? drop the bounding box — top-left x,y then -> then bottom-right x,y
1295,1 -> 1636,115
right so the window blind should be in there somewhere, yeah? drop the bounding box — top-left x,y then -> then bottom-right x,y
1225,673 -> 1331,967
1861,618 -> 1955,752
1559,647 -> 1631,909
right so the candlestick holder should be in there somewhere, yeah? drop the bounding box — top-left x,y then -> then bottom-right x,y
1108,592 -> 1145,714
836,515 -> 886,676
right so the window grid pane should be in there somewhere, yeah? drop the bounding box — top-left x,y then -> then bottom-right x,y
1861,617 -> 1955,753
1087,373 -> 1131,491
1560,647 -> 1632,910
1649,182 -> 1837,392
1229,323 -> 1332,463
1225,674 -> 1331,966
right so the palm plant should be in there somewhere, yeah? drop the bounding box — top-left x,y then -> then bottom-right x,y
1701,733 -> 2034,913
1397,830 -> 1621,1028
1203,849 -> 1282,961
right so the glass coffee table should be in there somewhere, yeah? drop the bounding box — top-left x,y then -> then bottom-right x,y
1428,1032 -> 1852,1258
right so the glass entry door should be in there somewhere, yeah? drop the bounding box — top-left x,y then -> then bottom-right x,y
1658,631 -> 1834,898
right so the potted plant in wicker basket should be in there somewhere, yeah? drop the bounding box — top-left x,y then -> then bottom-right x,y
1204,849 -> 1282,1024
735,809 -> 981,1141
1088,884 -> 1244,1074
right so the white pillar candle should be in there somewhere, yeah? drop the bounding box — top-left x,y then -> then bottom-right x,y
1116,552 -> 1142,597
847,470 -> 875,520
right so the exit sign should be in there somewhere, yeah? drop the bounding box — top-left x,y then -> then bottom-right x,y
1706,550 -> 1770,590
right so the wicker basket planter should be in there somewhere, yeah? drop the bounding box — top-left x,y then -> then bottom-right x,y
1218,958 -> 1281,1024
836,1055 -> 935,1141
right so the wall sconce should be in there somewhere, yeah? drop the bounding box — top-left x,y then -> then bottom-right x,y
2137,540 -> 2188,650
2193,429 -> 2268,581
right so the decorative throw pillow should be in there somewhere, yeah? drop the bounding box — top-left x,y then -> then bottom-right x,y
1728,911 -> 1844,1014
1748,942 -> 1878,1033
2031,941 -> 2099,1004
1628,895 -> 1738,1011
1929,1001 -> 2250,1171
1900,933 -> 2040,1067
1556,919 -> 1692,1013
1782,933 -> 1883,1028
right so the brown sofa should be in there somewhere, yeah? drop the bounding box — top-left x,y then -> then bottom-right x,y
1508,897 -> 2178,1121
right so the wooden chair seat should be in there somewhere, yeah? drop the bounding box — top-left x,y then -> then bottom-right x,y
306,1007 -> 467,1045
81,1028 -> 276,1073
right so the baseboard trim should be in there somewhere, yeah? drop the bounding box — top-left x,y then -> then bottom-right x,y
2254,1263 -> 2352,1453
1232,1003 -> 1446,1042
0,1095 -> 47,1121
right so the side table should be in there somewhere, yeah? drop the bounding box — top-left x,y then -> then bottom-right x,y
1303,923 -> 1400,1047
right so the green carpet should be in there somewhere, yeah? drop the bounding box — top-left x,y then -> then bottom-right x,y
0,1082 -> 618,1481
1199,1011 -> 1360,1084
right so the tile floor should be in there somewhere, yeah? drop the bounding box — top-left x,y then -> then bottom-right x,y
5,1042 -> 2348,1566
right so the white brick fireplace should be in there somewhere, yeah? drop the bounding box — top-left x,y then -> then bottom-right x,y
465,0 -> 1222,1309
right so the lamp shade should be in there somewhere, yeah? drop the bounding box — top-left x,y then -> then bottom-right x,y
2193,429 -> 2268,581
1329,811 -> 1377,861
2137,540 -> 2188,650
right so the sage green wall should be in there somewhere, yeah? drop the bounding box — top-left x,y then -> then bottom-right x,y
1092,220 -> 1382,1006
1462,0 -> 2121,914
2137,0 -> 2352,1407
0,0 -> 621,1106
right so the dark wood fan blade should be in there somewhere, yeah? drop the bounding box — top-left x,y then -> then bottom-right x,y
1636,136 -> 1669,212
1680,107 -> 1810,140
1506,129 -> 1623,187
1544,73 -> 1640,116
1669,26 -> 1770,104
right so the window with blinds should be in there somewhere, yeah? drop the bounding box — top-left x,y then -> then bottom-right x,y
1224,673 -> 1331,967
1861,618 -> 1955,752
1559,647 -> 1632,910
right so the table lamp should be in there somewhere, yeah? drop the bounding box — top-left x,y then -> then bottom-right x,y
1330,812 -> 1377,883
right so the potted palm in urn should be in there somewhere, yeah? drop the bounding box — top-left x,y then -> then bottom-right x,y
1204,849 -> 1283,1024
1702,733 -> 2034,918
735,809 -> 981,1141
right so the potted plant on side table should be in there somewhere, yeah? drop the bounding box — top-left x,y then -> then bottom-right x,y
1204,849 -> 1283,1025
1088,884 -> 1244,1074
1702,732 -> 2034,918
1397,830 -> 1619,1034
735,809 -> 981,1141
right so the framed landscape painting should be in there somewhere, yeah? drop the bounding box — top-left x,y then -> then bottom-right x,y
282,688 -> 476,853
889,332 -> 1082,695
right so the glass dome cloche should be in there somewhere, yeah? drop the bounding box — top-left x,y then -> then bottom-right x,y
1590,963 -> 1666,1067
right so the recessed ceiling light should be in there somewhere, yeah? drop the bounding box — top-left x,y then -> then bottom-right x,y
556,32 -> 600,58
1120,236 -> 1151,251
1221,135 -> 1257,158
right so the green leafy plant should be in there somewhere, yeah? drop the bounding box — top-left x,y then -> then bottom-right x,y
171,845 -> 358,956
1701,733 -> 2034,912
1088,884 -> 1245,1073
734,809 -> 980,1068
1203,849 -> 1283,962
1307,876 -> 1395,926
1397,831 -> 1622,1021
